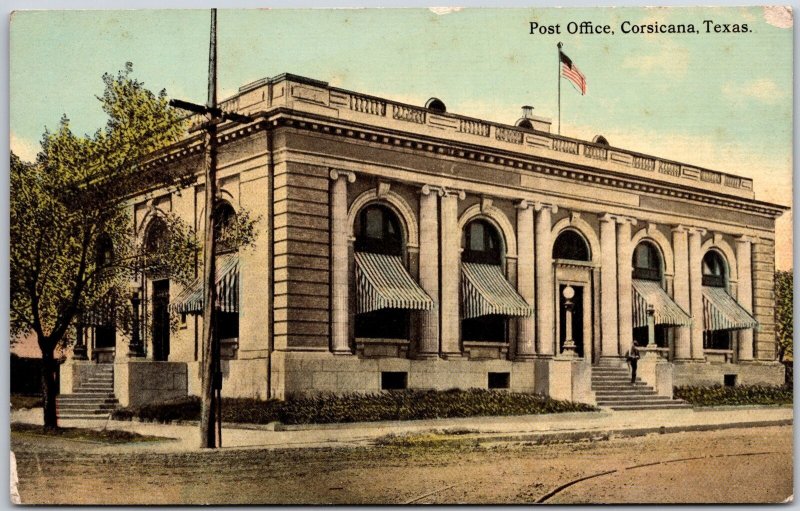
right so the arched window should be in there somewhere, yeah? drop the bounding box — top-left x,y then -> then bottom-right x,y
553,229 -> 590,261
632,241 -> 662,281
702,251 -> 726,288
461,219 -> 507,342
213,201 -> 237,254
354,204 -> 409,339
463,219 -> 502,265
354,204 -> 403,256
144,217 -> 168,255
96,234 -> 114,268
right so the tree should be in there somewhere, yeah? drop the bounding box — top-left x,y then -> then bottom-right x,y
10,64 -> 196,429
775,270 -> 793,363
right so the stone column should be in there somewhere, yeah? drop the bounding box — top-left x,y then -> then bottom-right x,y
418,185 -> 442,357
616,216 -> 637,355
736,235 -> 755,361
516,200 -> 535,358
688,227 -> 707,360
329,169 -> 356,355
599,214 -> 619,358
535,203 -> 557,356
671,226 -> 691,360
440,189 -> 464,358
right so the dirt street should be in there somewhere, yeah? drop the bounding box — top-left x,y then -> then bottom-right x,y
12,425 -> 792,504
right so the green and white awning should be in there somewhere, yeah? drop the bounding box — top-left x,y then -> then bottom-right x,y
354,252 -> 433,314
702,286 -> 758,331
170,253 -> 240,314
631,279 -> 691,328
461,263 -> 532,319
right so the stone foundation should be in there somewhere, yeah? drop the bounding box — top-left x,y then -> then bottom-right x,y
270,350 -> 538,399
114,360 -> 188,408
673,360 -> 785,387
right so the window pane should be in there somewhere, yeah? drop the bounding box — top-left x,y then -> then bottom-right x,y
365,208 -> 383,239
470,222 -> 485,251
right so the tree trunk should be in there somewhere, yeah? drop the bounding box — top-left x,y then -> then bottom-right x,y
40,349 -> 59,430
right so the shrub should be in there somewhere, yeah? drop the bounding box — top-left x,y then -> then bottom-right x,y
674,384 -> 793,406
112,389 -> 596,425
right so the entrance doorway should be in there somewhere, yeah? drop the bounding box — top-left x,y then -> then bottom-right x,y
559,284 -> 584,358
151,279 -> 170,361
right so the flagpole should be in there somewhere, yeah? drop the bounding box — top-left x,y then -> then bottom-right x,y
557,41 -> 562,135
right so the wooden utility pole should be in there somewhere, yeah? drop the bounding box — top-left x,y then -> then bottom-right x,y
170,8 -> 251,449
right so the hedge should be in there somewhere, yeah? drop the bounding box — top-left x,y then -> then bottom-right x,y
112,389 -> 597,425
674,384 -> 793,406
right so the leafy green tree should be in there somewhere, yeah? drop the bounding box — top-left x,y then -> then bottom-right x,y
775,270 -> 793,363
10,64 -> 196,429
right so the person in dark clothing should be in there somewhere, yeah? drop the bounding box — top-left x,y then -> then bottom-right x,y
626,340 -> 641,384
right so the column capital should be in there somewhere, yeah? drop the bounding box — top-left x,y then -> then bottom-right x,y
515,199 -> 532,210
441,187 -> 466,200
420,184 -> 446,197
600,213 -> 617,224
329,168 -> 356,183
736,234 -> 758,244
686,226 -> 707,236
534,201 -> 558,214
671,224 -> 688,234
615,215 -> 638,226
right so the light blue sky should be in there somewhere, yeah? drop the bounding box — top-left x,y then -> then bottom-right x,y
9,7 -> 793,268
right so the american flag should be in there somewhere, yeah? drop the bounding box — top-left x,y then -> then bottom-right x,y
560,51 -> 587,95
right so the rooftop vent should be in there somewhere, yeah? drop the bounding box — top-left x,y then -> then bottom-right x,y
425,97 -> 446,113
593,135 -> 610,146
515,106 -> 535,130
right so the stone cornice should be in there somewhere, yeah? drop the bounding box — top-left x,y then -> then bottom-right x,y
139,112 -> 788,219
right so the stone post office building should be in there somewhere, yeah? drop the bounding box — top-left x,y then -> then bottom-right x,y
60,73 -> 787,409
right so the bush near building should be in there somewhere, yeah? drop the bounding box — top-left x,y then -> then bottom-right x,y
674,385 -> 792,407
112,389 -> 597,425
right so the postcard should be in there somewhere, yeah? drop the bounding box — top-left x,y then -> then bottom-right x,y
9,6 -> 793,504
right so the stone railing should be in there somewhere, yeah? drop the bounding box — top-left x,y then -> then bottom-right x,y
350,94 -> 386,116
553,138 -> 579,155
632,155 -> 656,171
269,75 -> 757,197
659,161 -> 681,177
583,144 -> 607,160
392,104 -> 426,124
458,119 -> 490,137
701,169 -> 722,184
495,126 -> 523,144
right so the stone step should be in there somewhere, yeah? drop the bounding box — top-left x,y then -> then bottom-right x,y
604,403 -> 692,411
597,396 -> 678,405
594,389 -> 659,397
57,397 -> 118,404
75,386 -> 114,392
58,414 -> 112,420
60,392 -> 115,399
57,405 -> 118,412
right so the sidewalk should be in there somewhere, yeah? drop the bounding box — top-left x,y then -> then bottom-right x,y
10,406 -> 793,453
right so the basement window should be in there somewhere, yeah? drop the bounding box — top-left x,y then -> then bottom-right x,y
381,372 -> 408,390
724,374 -> 737,387
488,372 -> 510,390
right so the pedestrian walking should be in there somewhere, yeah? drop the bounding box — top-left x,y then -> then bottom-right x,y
626,340 -> 641,384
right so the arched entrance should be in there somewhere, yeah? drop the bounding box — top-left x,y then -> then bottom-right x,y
552,229 -> 595,361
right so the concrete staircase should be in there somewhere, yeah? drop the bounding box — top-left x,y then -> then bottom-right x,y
57,364 -> 118,420
592,362 -> 691,411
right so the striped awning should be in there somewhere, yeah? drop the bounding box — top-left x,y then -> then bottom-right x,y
170,253 -> 240,314
354,252 -> 433,314
702,286 -> 758,331
632,279 -> 691,328
461,263 -> 532,319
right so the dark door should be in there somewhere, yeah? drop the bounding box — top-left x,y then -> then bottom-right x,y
559,285 -> 584,358
152,280 -> 170,361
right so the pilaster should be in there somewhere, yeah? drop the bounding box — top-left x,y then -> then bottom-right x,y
515,199 -> 535,358
535,202 -> 557,357
329,169 -> 356,355
599,214 -> 619,358
417,185 -> 443,357
440,188 -> 466,357
687,226 -> 707,360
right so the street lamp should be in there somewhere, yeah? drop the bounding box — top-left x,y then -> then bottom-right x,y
561,285 -> 578,358
129,287 -> 143,357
